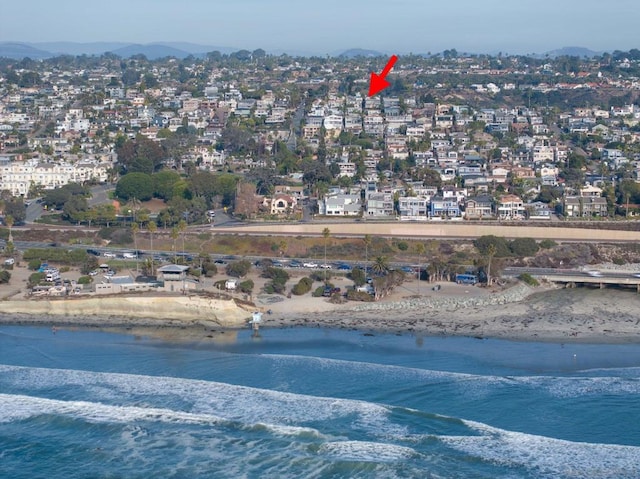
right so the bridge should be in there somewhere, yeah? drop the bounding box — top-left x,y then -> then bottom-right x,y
503,267 -> 640,292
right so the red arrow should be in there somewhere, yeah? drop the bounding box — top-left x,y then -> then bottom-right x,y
368,54 -> 398,97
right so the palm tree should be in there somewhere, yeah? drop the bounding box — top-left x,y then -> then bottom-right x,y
415,242 -> 426,295
131,222 -> 139,273
371,256 -> 390,276
322,227 -> 330,282
177,219 -> 187,255
170,227 -> 179,264
147,221 -> 157,276
5,215 -> 14,244
486,243 -> 497,286
363,234 -> 372,279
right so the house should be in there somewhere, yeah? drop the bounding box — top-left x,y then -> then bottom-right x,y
366,192 -> 394,217
263,194 -> 297,215
526,201 -> 554,220
320,194 -> 361,216
430,195 -> 461,218
398,196 -> 429,220
464,195 -> 494,219
497,194 -> 525,220
563,196 -> 608,217
156,264 -> 195,292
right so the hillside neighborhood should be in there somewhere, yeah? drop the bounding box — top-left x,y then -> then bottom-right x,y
2,50 -> 640,227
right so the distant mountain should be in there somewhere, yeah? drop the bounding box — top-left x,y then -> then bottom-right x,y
336,48 -> 386,58
152,42 -> 237,55
0,41 -> 238,60
32,41 -> 131,56
542,46 -> 603,58
0,42 -> 53,59
109,43 -> 194,59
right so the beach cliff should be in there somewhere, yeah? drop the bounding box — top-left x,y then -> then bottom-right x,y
0,295 -> 253,328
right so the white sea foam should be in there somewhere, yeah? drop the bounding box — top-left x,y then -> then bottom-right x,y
439,419 -> 640,479
319,440 -> 417,462
0,365 -> 396,437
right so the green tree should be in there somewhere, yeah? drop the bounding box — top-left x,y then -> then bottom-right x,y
226,260 -> 252,278
115,173 -> 154,201
152,170 -> 182,200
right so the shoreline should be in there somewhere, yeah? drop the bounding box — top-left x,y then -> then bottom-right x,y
2,283 -> 640,344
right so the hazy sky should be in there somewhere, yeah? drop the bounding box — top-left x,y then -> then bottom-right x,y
3,0 -> 639,55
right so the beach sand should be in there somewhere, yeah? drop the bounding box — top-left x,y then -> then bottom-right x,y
1,263 -> 639,343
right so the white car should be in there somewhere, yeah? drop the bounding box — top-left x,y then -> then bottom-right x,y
586,270 -> 603,277
122,253 -> 136,259
303,262 -> 318,268
103,252 -> 116,258
320,264 -> 333,269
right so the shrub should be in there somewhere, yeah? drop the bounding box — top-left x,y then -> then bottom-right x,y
226,260 -> 252,278
518,273 -> 539,286
77,275 -> 92,285
0,270 -> 10,284
474,235 -> 511,257
539,239 -> 557,249
28,272 -> 45,287
262,266 -> 290,284
28,259 -> 41,271
238,279 -> 254,294
291,277 -> 313,295
312,286 -> 325,297
346,289 -> 375,302
310,270 -> 331,282
348,267 -> 366,286
509,237 -> 539,257
397,241 -> 409,251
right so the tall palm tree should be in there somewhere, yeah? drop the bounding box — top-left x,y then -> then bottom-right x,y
322,227 -> 330,282
131,223 -> 139,274
415,242 -> 426,295
363,234 -> 372,279
170,227 -> 179,264
177,219 -> 187,255
486,243 -> 497,286
147,221 -> 157,276
371,256 -> 390,276
5,215 -> 14,244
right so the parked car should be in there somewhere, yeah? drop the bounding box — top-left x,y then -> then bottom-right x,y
86,248 -> 101,256
289,260 -> 302,268
319,264 -> 332,269
336,263 -> 352,271
103,252 -> 116,258
303,262 -> 318,268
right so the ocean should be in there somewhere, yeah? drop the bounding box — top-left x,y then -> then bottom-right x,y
1,324 -> 639,478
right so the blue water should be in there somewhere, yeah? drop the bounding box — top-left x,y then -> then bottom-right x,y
1,325 -> 640,478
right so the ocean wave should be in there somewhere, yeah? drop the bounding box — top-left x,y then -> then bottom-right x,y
319,440 -> 417,462
0,365 -> 397,437
439,419 -> 640,479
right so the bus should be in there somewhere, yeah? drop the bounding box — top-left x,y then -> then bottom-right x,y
455,273 -> 478,285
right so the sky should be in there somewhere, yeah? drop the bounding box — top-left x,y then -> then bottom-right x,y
3,0 -> 639,55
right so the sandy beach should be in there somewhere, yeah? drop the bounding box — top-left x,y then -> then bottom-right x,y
2,272 -> 640,343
